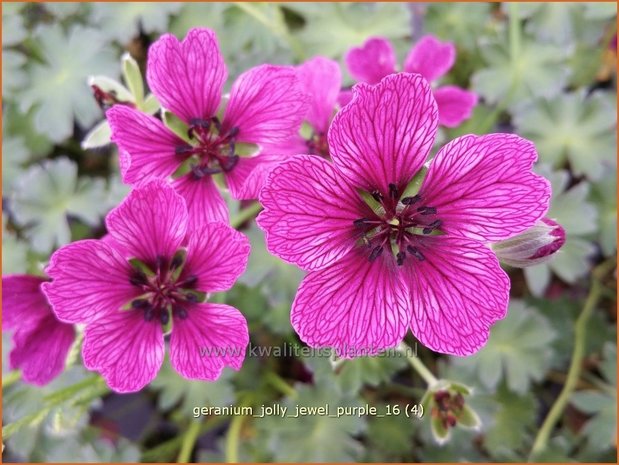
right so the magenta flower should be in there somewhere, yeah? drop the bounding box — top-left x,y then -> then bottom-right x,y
2,275 -> 75,385
296,56 -> 342,158
257,73 -> 551,356
343,35 -> 478,128
107,28 -> 308,227
42,181 -> 250,392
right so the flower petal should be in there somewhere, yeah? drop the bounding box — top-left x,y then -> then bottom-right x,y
329,73 -> 438,196
257,155 -> 364,271
225,151 -> 292,200
10,314 -> 75,386
185,222 -> 250,293
172,175 -> 229,227
345,37 -> 396,85
170,303 -> 248,380
419,134 -> 551,242
106,180 -> 188,262
146,28 -> 227,123
43,240 -> 139,324
222,65 -> 308,145
2,275 -> 48,330
433,85 -> 478,128
403,35 -> 455,82
82,310 -> 164,393
297,56 -> 341,133
107,105 -> 184,185
404,236 -> 509,356
291,249 -> 410,357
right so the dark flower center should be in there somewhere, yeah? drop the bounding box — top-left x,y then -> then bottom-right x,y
306,131 -> 330,158
127,250 -> 202,325
175,117 -> 240,178
354,183 -> 442,266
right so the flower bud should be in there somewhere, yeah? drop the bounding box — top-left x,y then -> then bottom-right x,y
492,218 -> 566,268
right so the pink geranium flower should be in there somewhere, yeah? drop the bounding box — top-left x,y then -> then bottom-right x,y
42,181 -> 250,393
343,35 -> 478,128
296,56 -> 342,158
107,28 -> 308,227
257,73 -> 551,356
2,275 -> 75,385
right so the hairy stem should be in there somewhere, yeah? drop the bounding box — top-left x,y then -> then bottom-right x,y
398,342 -> 438,386
230,201 -> 262,229
177,419 -> 201,463
265,372 -> 297,398
528,258 -> 616,461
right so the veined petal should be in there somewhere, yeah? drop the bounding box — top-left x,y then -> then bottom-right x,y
172,175 -> 229,227
170,303 -> 249,381
225,151 -> 289,200
107,105 -> 184,185
222,65 -> 308,145
403,35 -> 456,82
185,222 -> 250,293
10,314 -> 75,386
2,275 -> 49,330
43,240 -> 139,324
345,37 -> 397,85
82,310 -> 164,393
147,28 -> 227,123
404,236 -> 509,356
257,155 -> 364,271
434,86 -> 478,128
419,134 -> 551,242
106,180 -> 188,262
297,56 -> 341,133
291,249 -> 410,357
329,73 -> 438,196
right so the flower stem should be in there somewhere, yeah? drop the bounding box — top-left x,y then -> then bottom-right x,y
528,258 -> 616,461
508,3 -> 521,61
225,397 -> 252,464
398,342 -> 438,386
177,419 -> 201,463
265,372 -> 297,398
230,202 -> 262,229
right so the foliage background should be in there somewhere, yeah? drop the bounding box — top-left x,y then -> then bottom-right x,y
1,2 -> 617,463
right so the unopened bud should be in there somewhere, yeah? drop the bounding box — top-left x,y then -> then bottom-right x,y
492,218 -> 565,268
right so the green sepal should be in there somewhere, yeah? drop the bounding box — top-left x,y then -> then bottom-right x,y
162,110 -> 192,144
122,52 -> 144,105
181,289 -> 207,303
235,142 -> 260,157
140,93 -> 160,114
299,121 -> 313,140
81,120 -> 112,149
401,165 -> 428,198
455,404 -> 482,431
430,414 -> 450,445
128,257 -> 155,277
162,307 -> 173,336
170,248 -> 188,282
449,381 -> 472,396
88,75 -> 133,102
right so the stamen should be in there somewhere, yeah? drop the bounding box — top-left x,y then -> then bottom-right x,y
176,306 -> 188,320
422,219 -> 442,235
129,270 -> 148,286
144,307 -> 155,322
131,299 -> 151,309
184,292 -> 199,303
396,251 -> 406,266
220,155 -> 239,172
417,206 -> 437,215
388,183 -> 398,199
406,245 -> 425,261
160,311 -> 170,325
175,145 -> 194,156
369,245 -> 384,262
178,275 -> 198,288
354,218 -> 369,228
401,195 -> 421,205
371,190 -> 383,202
